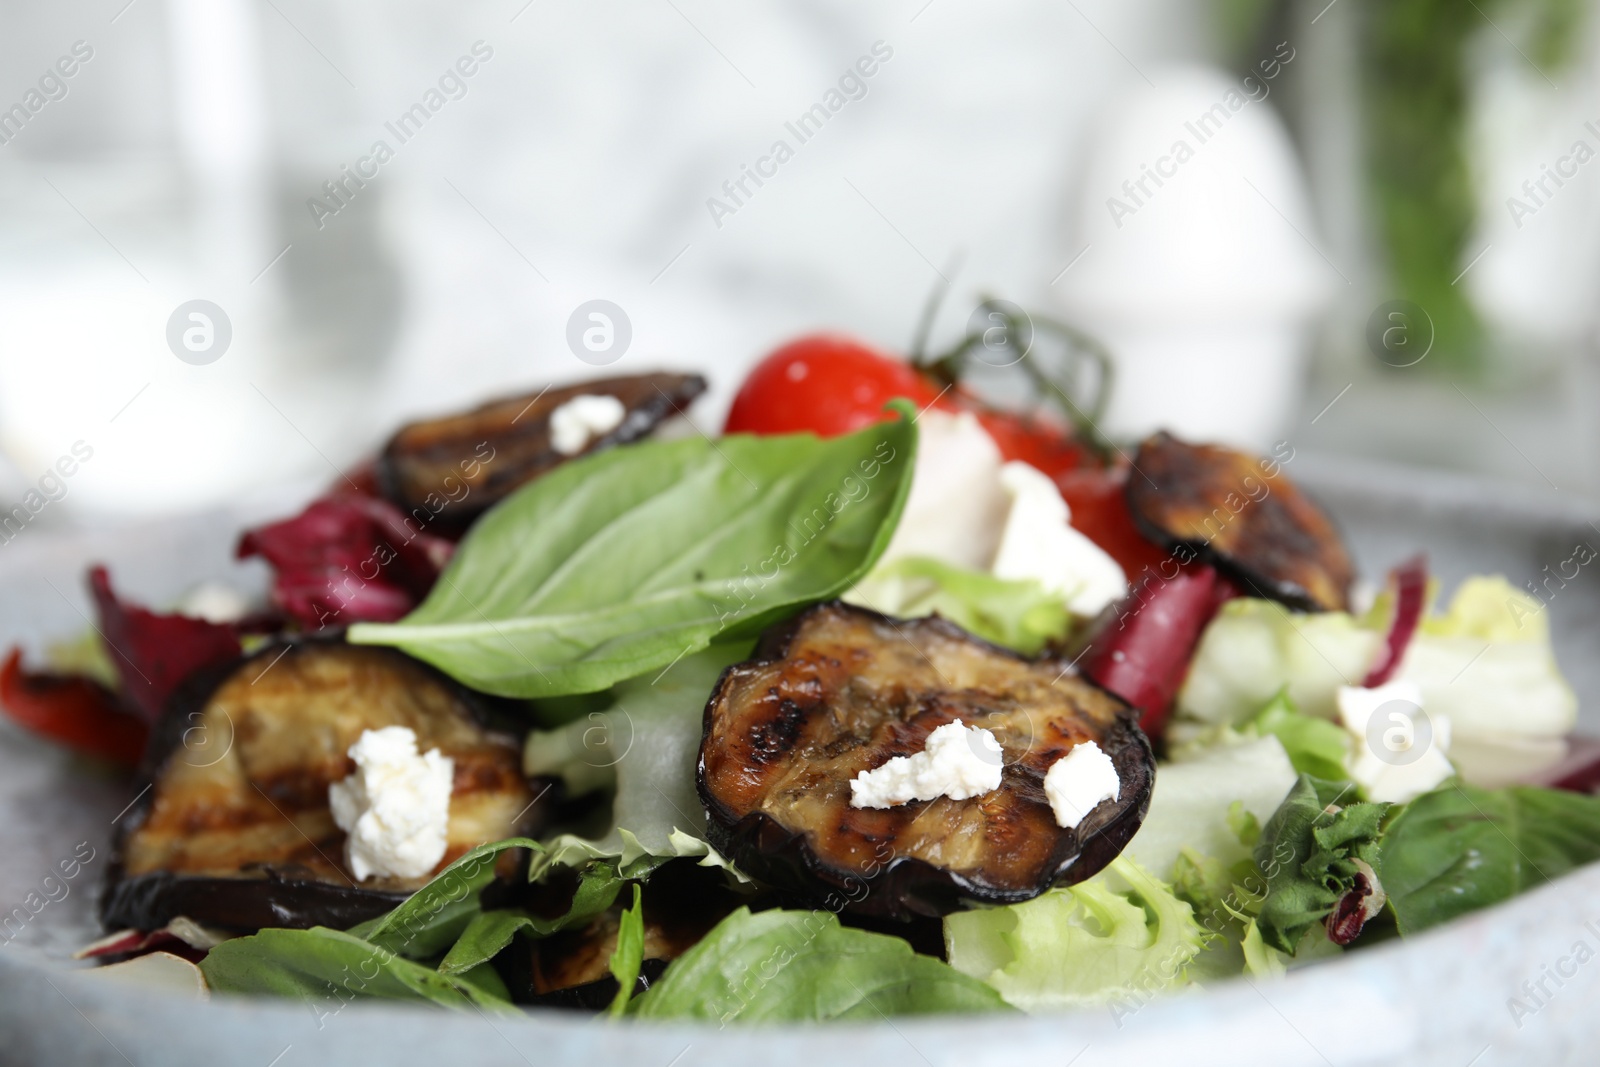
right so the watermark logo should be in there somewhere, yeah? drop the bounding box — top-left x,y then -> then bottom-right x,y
1365,299 -> 1432,368
1363,697 -> 1433,766
965,298 -> 1032,369
566,300 -> 631,366
167,300 -> 231,365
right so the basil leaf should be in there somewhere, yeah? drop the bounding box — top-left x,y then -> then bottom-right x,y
198,927 -> 519,1016
607,884 -> 646,1017
1381,783 -> 1600,935
437,861 -> 624,975
630,907 -> 1013,1021
350,413 -> 918,697
349,837 -> 539,959
1253,776 -> 1388,954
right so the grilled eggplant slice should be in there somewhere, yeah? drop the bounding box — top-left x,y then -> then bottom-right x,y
102,642 -> 536,932
1125,431 -> 1353,612
376,372 -> 706,529
698,602 -> 1155,920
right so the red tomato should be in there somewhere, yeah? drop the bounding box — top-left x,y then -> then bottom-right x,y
974,409 -> 1088,475
723,334 -> 941,437
1055,466 -> 1173,580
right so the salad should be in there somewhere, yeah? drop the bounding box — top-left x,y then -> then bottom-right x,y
10,318 -> 1600,1024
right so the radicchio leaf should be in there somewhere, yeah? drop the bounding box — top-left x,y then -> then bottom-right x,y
1362,554 -> 1428,687
237,493 -> 455,630
90,566 -> 242,722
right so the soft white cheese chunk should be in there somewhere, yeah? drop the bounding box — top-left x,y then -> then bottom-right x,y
873,409 -> 1010,573
549,394 -> 627,455
990,461 -> 1127,617
1337,680 -> 1454,804
1043,740 -> 1121,828
329,726 -> 454,881
849,720 -> 1003,808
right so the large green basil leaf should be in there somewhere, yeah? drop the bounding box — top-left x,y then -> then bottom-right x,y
198,927 -> 519,1016
630,907 -> 1012,1021
1380,783 -> 1600,935
1253,776 -> 1388,954
349,413 -> 917,697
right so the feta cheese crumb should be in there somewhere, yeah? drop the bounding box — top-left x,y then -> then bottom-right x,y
1043,741 -> 1121,828
550,394 -> 627,455
329,726 -> 454,881
1337,680 -> 1454,804
990,461 -> 1127,617
849,720 -> 1003,809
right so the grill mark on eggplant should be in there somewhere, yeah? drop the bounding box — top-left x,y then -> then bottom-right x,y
698,602 -> 1155,920
1125,431 -> 1353,612
102,641 -> 539,932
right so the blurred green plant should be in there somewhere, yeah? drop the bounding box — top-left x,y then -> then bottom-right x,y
1217,0 -> 1585,377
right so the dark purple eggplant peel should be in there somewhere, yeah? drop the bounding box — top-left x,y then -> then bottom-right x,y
697,602 -> 1155,920
101,641 -> 537,933
1125,431 -> 1354,612
376,371 -> 706,530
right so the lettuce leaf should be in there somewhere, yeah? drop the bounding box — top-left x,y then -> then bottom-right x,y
1252,776 -> 1388,954
1380,783 -> 1600,935
942,856 -> 1206,1012
1176,598 -> 1381,726
607,884 -> 646,1017
1247,690 -> 1351,781
845,556 -> 1070,654
1125,734 -> 1299,880
630,907 -> 1011,1021
525,645 -> 752,880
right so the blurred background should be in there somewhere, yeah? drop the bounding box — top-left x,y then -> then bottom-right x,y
1,0 -> 1598,527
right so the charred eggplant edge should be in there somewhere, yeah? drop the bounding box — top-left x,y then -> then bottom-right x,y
695,602 -> 1156,920
1123,434 -> 1350,613
99,637 -> 527,933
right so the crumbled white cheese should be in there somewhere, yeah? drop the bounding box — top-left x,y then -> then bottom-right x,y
329,726 -> 454,881
1043,740 -> 1121,828
176,580 -> 251,624
873,409 -> 1010,573
990,461 -> 1128,617
1337,679 -> 1454,804
849,720 -> 1004,809
550,394 -> 627,455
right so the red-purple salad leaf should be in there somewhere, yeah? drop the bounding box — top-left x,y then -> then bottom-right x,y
89,566 -> 242,722
0,646 -> 149,766
1362,553 -> 1428,688
237,493 -> 455,630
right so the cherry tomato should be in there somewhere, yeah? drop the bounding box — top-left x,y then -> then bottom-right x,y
723,334 -> 941,437
974,409 -> 1088,475
1055,466 -> 1173,580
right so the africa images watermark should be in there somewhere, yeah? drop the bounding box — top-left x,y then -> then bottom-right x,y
0,441 -> 96,548
712,437 -> 903,627
1106,40 -> 1297,229
307,41 -> 495,230
705,40 -> 894,229
1506,916 -> 1600,1029
0,40 -> 95,148
1504,118 -> 1600,230
1112,440 -> 1297,629
0,841 -> 97,947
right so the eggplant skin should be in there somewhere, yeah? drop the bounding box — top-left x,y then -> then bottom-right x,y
698,602 -> 1155,920
1125,431 -> 1353,612
101,641 -> 536,933
376,372 -> 706,529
